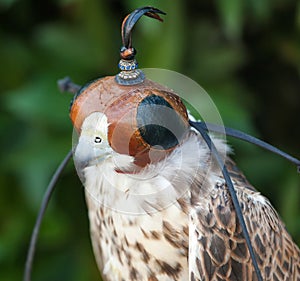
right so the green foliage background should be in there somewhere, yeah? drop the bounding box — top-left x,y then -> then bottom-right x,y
0,1 -> 299,280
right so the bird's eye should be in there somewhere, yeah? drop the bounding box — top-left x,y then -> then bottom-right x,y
94,136 -> 102,143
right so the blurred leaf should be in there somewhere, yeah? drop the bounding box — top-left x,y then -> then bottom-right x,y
33,23 -> 106,78
216,0 -> 244,39
0,0 -> 17,9
212,85 -> 254,131
279,169 -> 300,241
297,1 -> 300,30
0,36 -> 34,91
4,75 -> 71,128
247,0 -> 272,22
186,21 -> 245,83
4,75 -> 71,129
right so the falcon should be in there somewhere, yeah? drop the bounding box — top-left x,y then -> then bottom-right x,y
70,7 -> 300,281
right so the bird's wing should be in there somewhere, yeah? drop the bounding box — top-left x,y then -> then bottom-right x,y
189,158 -> 300,281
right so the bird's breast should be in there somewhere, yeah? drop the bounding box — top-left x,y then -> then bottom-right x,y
86,191 -> 190,281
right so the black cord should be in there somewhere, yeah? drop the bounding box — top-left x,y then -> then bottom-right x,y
23,150 -> 73,281
57,77 -> 81,94
190,120 -> 263,281
195,121 -> 300,170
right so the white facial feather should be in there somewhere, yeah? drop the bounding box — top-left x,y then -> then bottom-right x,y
83,125 -> 230,214
74,112 -> 131,168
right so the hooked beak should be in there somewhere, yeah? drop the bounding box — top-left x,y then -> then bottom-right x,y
74,136 -> 112,170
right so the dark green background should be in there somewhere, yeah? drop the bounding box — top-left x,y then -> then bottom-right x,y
1,1 -> 299,280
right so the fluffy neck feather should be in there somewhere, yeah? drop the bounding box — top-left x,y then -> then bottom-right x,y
83,130 -> 229,214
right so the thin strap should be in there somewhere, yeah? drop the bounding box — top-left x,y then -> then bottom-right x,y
194,121 -> 300,171
23,150 -> 73,281
190,120 -> 263,281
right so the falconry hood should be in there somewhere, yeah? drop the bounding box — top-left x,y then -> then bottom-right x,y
69,7 -> 189,167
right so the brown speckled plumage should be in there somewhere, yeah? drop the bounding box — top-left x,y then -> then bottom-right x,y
69,7 -> 300,280
189,159 -> 300,281
76,116 -> 300,281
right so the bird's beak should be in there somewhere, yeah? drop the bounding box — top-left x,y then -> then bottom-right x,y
74,137 -> 112,170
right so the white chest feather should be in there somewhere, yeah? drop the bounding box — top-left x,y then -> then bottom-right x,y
82,132 -> 229,281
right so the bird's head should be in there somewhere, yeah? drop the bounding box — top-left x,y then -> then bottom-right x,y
70,7 -> 190,173
70,76 -> 190,172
